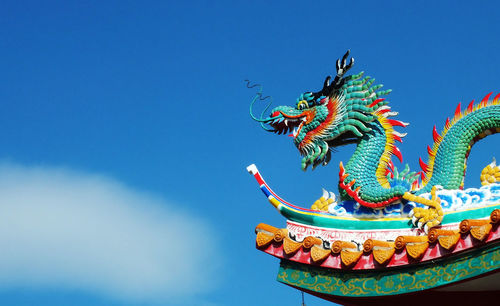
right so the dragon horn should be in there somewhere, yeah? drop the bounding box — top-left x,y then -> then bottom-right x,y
341,50 -> 350,67
322,76 -> 332,92
318,51 -> 354,97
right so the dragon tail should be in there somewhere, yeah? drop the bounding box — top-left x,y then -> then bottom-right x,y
416,93 -> 500,194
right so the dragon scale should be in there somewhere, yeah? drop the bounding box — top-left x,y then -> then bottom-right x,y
340,95 -> 500,207
340,119 -> 409,207
417,104 -> 500,194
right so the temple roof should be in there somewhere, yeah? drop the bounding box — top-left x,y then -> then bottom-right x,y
256,208 -> 500,268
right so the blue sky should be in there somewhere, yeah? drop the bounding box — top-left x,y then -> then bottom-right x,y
0,1 -> 499,305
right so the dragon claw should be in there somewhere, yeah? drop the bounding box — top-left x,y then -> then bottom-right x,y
311,189 -> 336,212
417,220 -> 425,229
408,209 -> 414,218
411,215 -> 418,225
404,186 -> 444,231
411,206 -> 442,232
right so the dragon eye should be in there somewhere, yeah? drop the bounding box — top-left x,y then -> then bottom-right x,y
297,100 -> 309,110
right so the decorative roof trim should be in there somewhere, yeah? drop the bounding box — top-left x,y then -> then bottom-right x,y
255,209 -> 500,269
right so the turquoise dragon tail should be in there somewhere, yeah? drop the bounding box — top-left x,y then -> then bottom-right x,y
416,93 -> 500,194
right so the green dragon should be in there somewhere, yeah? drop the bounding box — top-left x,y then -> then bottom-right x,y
250,51 -> 500,229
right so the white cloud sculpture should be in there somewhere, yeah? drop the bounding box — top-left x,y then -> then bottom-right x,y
0,163 -> 220,302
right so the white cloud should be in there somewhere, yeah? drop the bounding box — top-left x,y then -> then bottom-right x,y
0,163 -> 220,302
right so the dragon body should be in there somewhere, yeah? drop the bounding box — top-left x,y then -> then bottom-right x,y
250,51 -> 500,229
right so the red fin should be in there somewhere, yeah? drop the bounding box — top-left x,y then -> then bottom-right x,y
393,134 -> 402,142
339,162 -> 350,181
432,126 -> 441,142
493,93 -> 500,104
427,145 -> 433,155
481,92 -> 492,107
387,119 -> 408,127
432,125 -> 441,142
387,160 -> 394,172
445,117 -> 450,128
412,180 -> 419,190
467,100 -> 474,113
420,171 -> 426,181
347,179 -> 356,188
392,146 -> 403,163
454,102 -> 461,118
419,157 -> 428,172
385,164 -> 394,178
368,98 -> 385,108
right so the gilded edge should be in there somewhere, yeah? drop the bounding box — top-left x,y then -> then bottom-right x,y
277,242 -> 500,297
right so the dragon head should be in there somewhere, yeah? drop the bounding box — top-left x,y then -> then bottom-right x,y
250,51 -> 391,170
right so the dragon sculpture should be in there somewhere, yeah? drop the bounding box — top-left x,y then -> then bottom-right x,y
250,51 -> 500,230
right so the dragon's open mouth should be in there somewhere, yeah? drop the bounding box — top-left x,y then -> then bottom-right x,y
268,112 -> 307,137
